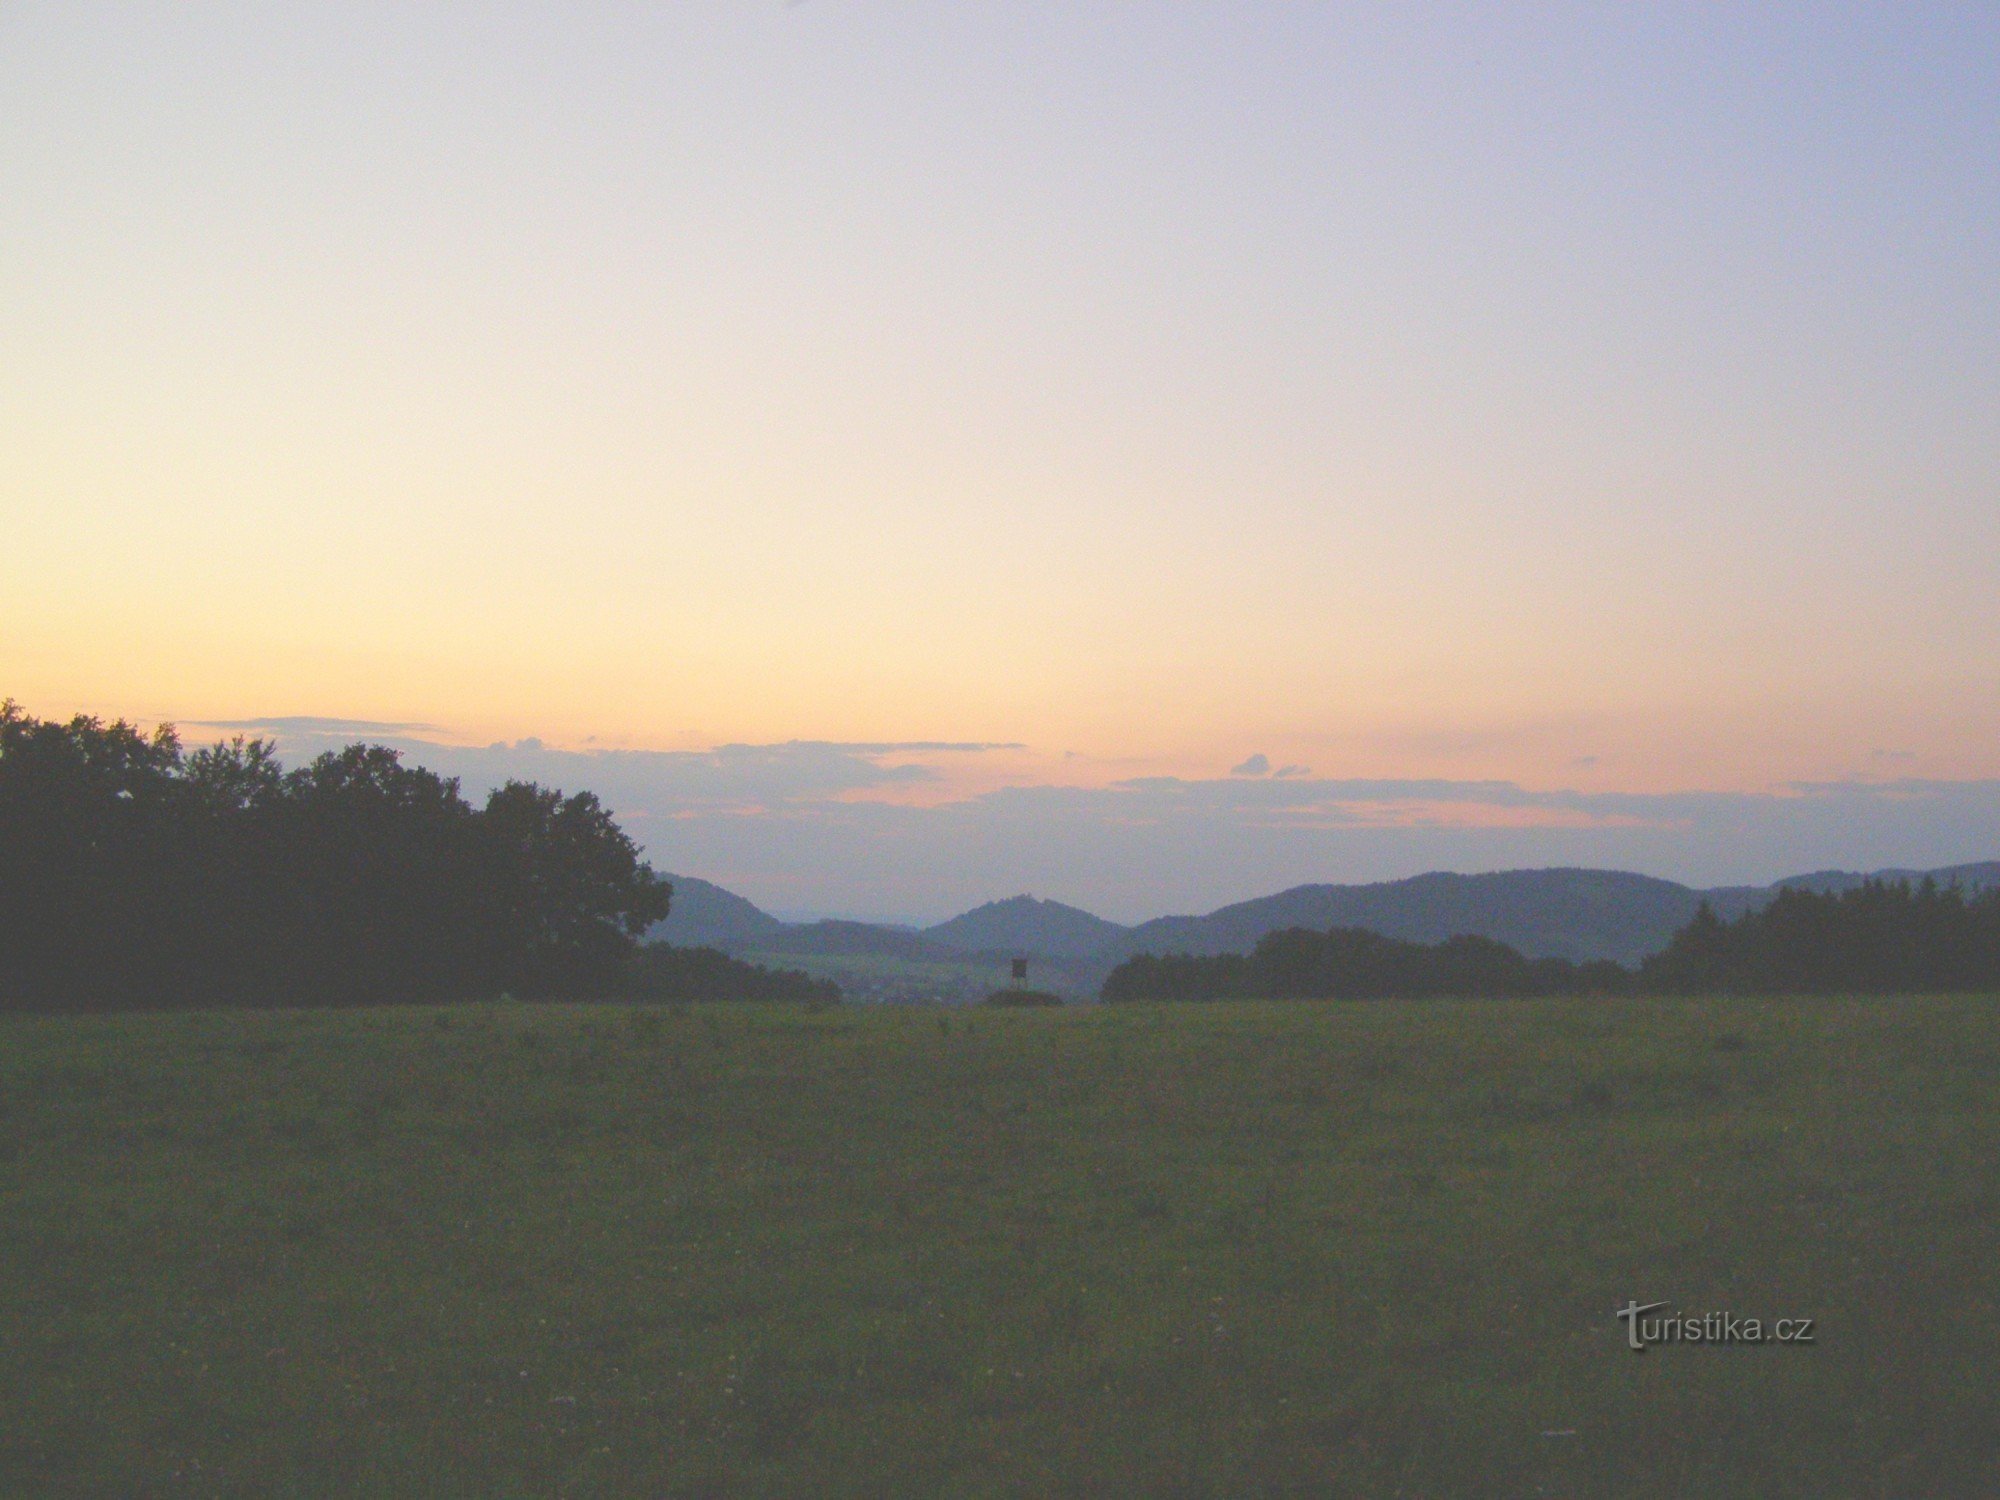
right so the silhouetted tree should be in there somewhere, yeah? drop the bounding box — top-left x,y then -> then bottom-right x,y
0,701 -> 674,1010
1642,879 -> 2000,994
479,780 -> 671,995
1101,925 -> 1629,1002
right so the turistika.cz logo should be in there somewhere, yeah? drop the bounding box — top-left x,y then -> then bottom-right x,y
1616,1300 -> 1816,1353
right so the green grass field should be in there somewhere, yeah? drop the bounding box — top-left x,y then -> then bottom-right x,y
3,996 -> 1996,1496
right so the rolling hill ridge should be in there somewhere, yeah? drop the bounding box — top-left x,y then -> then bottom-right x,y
652,861 -> 2000,975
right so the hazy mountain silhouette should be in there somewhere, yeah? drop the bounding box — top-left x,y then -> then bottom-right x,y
751,920 -> 950,961
1114,869 -> 1703,966
924,895 -> 1131,959
652,861 -> 2000,971
1114,862 -> 2000,963
650,874 -> 788,950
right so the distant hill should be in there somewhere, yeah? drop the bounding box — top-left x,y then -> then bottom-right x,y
924,896 -> 1131,960
751,920 -> 952,961
649,874 -> 788,951
651,860 -> 2000,977
1114,869 -> 1706,966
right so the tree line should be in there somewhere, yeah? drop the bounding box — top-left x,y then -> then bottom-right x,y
0,702 -> 831,1010
1101,928 -> 1627,1002
1640,880 -> 2000,994
1101,880 -> 2000,1001
626,942 -> 839,1006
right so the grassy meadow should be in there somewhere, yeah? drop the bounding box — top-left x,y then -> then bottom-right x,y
2,996 -> 1997,1496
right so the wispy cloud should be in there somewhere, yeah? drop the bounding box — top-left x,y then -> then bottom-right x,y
779,740 -> 1027,754
231,729 -> 1001,812
602,771 -> 2000,922
208,726 -> 2000,922
191,715 -> 440,734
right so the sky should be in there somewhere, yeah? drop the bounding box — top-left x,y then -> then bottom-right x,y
5,4 -> 1998,919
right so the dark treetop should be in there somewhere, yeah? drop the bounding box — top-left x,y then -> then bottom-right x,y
0,701 -> 671,1009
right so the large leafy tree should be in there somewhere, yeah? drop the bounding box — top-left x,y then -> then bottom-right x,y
0,701 -> 673,1010
479,781 -> 672,994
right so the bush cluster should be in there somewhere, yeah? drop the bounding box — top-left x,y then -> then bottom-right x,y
626,943 -> 840,1005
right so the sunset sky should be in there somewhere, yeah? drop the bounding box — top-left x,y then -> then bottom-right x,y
7,5 -> 1998,917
